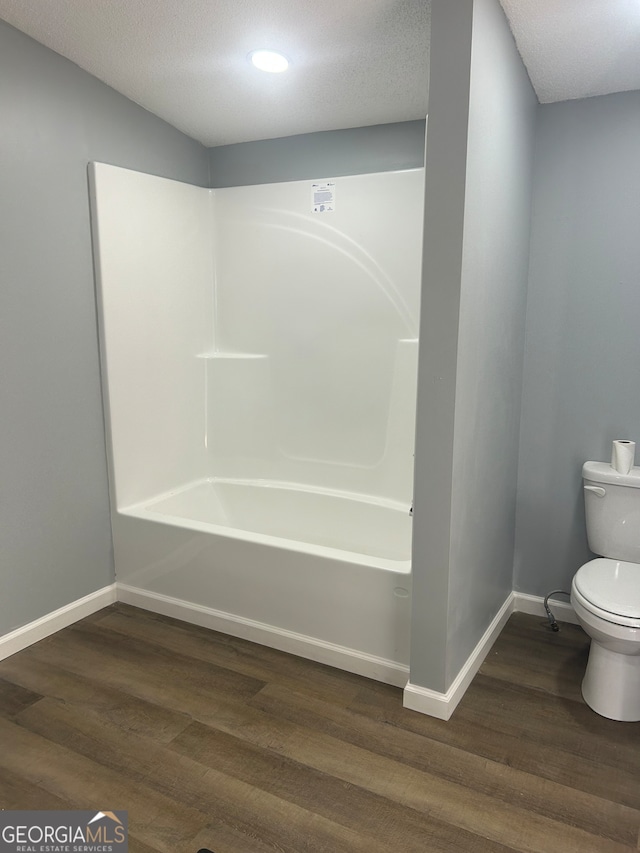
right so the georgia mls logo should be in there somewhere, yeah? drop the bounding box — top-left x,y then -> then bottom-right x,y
0,810 -> 128,853
85,812 -> 126,843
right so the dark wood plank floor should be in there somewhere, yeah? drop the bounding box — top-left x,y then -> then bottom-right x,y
0,606 -> 638,852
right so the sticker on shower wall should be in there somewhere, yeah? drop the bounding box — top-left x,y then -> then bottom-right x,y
311,181 -> 335,213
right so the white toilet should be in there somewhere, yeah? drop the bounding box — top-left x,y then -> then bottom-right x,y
571,461 -> 640,721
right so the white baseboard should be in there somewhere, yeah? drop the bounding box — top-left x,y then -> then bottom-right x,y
402,590 -> 579,720
0,584 -> 117,662
117,583 -> 410,688
513,590 -> 578,624
403,592 -> 515,720
0,581 -> 577,710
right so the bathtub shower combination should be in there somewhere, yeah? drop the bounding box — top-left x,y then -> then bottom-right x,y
90,163 -> 424,685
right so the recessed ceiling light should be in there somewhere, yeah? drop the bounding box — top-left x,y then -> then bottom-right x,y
249,49 -> 289,73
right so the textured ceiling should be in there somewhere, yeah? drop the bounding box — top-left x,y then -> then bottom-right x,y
0,0 -> 430,147
499,0 -> 640,103
0,1 -> 639,148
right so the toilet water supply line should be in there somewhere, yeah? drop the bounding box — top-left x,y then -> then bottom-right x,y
544,589 -> 571,632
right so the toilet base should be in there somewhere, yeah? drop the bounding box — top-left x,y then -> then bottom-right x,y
582,640 -> 640,722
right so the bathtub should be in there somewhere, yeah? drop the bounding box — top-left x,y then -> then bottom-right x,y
114,479 -> 412,686
91,164 -> 422,688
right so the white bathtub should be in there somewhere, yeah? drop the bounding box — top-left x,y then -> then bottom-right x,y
114,479 -> 412,686
126,478 -> 411,566
91,164 -> 421,688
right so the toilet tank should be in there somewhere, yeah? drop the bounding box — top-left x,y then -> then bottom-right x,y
583,462 -> 640,562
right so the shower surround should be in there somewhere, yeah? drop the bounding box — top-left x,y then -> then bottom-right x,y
91,162 -> 424,685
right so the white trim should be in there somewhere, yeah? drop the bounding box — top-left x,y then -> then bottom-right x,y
117,583 -> 410,687
0,584 -> 117,661
403,591 -> 579,720
0,583 -> 578,699
403,592 -> 515,720
513,591 -> 578,624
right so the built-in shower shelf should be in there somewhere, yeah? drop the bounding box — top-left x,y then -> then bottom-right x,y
197,351 -> 268,360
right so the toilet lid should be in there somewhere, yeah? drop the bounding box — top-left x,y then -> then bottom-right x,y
573,558 -> 640,620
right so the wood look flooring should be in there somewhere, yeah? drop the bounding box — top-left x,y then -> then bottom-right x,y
0,606 -> 638,853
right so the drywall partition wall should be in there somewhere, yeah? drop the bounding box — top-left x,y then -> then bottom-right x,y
409,0 -> 536,707
409,0 -> 473,697
0,19 -> 209,638
90,164 -> 213,508
209,121 -> 426,187
446,0 -> 536,685
210,171 -> 424,499
515,91 -> 640,598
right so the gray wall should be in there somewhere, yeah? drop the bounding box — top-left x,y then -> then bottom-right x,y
446,0 -> 536,683
0,20 -> 209,635
409,0 -> 473,694
209,121 -> 425,186
514,91 -> 640,598
410,0 -> 536,691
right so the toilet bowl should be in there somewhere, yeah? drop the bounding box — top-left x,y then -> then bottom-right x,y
570,462 -> 640,722
571,559 -> 640,721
